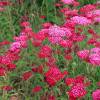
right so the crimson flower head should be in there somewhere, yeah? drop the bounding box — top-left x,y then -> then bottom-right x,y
32,65 -> 43,74
0,67 -> 6,76
22,71 -> 33,81
45,67 -> 67,86
80,4 -> 96,13
65,78 -> 75,86
0,1 -> 10,6
38,45 -> 52,58
2,85 -> 13,91
32,86 -> 42,93
65,75 -> 85,86
48,95 -> 56,100
40,15 -> 46,19
65,54 -> 73,60
7,63 -> 16,70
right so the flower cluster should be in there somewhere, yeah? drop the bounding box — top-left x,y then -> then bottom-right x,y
0,0 -> 100,100
77,47 -> 100,66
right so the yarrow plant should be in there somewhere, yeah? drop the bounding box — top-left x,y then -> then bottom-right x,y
0,0 -> 100,100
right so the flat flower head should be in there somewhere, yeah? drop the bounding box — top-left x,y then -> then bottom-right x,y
89,54 -> 100,66
0,67 -> 6,76
68,83 -> 87,99
71,16 -> 92,26
49,25 -> 70,37
77,50 -> 89,59
2,85 -> 13,91
92,89 -> 100,100
90,47 -> 100,54
32,86 -> 42,93
61,0 -> 74,4
45,67 -> 66,86
22,71 -> 33,81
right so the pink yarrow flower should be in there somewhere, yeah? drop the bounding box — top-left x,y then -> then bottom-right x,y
71,16 -> 92,25
68,83 -> 87,99
89,54 -> 100,66
48,25 -> 71,44
77,50 -> 89,59
61,0 -> 74,4
92,89 -> 100,100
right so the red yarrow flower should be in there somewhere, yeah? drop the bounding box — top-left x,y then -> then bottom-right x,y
45,67 -> 67,86
22,71 -> 33,81
0,67 -> 6,76
2,85 -> 13,91
32,86 -> 42,93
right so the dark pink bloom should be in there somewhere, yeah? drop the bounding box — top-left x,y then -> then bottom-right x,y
68,83 -> 87,99
80,4 -> 96,13
77,50 -> 89,59
92,89 -> 100,100
60,40 -> 73,48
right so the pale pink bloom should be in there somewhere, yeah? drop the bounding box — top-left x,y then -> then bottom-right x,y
77,50 -> 89,59
92,89 -> 100,100
48,25 -> 71,37
87,10 -> 100,18
94,17 -> 100,22
48,25 -> 71,44
91,10 -> 100,16
0,7 -> 5,12
10,42 -> 21,51
48,37 -> 62,44
61,0 -> 74,4
90,48 -> 100,54
71,16 -> 92,25
89,54 -> 100,65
